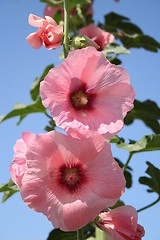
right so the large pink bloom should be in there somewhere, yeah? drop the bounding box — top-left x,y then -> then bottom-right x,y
26,14 -> 63,50
10,131 -> 125,231
97,206 -> 145,240
10,132 -> 35,188
40,47 -> 135,138
79,24 -> 115,50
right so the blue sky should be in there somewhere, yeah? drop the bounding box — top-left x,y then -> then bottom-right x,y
0,0 -> 160,239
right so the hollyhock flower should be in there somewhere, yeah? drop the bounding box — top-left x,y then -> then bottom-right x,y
10,132 -> 35,188
26,14 -> 63,50
10,131 -> 125,231
96,206 -> 145,240
79,24 -> 115,50
40,47 -> 135,138
44,4 -> 64,19
44,2 -> 93,19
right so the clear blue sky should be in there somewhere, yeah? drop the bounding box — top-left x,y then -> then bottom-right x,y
0,0 -> 160,239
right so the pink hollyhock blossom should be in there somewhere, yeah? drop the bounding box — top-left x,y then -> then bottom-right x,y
11,131 -> 125,231
79,24 -> 115,50
26,14 -> 63,50
44,2 -> 93,19
97,206 -> 145,240
40,47 -> 135,138
44,4 -> 64,19
10,132 -> 35,188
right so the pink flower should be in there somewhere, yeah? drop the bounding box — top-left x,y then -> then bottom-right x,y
79,24 -> 115,50
10,131 -> 125,231
97,206 -> 145,240
40,47 -> 135,138
26,14 -> 63,50
10,132 -> 35,188
44,2 -> 93,19
44,5 -> 64,19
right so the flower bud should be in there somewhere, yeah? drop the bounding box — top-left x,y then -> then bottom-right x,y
71,35 -> 100,50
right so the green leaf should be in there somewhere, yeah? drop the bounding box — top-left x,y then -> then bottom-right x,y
125,100 -> 160,134
104,12 -> 143,34
103,43 -> 130,56
115,134 -> 160,154
107,56 -> 122,65
120,33 -> 160,52
115,158 -> 132,188
30,64 -> 53,101
139,162 -> 160,195
0,179 -> 19,203
110,199 -> 125,209
45,119 -> 56,132
47,224 -> 95,240
0,98 -> 46,125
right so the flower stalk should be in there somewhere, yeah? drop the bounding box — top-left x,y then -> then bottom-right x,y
63,0 -> 69,58
137,196 -> 160,213
123,152 -> 133,172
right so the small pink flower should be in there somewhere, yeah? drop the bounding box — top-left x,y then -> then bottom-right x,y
10,132 -> 35,188
97,206 -> 145,240
44,3 -> 93,19
79,24 -> 115,50
11,131 -> 125,231
44,5 -> 64,19
40,47 -> 135,138
26,14 -> 63,50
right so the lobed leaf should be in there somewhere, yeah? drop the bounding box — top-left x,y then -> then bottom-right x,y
30,64 -> 53,101
0,179 -> 19,203
115,134 -> 160,154
103,43 -> 130,56
125,100 -> 160,134
104,12 -> 143,35
0,98 -> 46,125
120,33 -> 160,52
139,162 -> 160,195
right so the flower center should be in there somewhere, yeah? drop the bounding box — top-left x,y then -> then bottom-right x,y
58,164 -> 87,193
71,91 -> 89,108
70,85 -> 96,111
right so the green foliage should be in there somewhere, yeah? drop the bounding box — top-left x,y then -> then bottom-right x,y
114,134 -> 160,154
125,100 -> 160,134
103,12 -> 160,52
0,98 -> 46,125
0,179 -> 19,203
104,12 -> 143,34
30,64 -> 53,101
47,224 -> 95,240
102,43 -> 130,56
120,33 -> 160,52
45,119 -> 56,132
139,162 -> 160,195
40,0 -> 92,11
115,158 -> 132,188
110,199 -> 125,209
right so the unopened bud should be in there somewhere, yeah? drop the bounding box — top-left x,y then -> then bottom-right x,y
71,35 -> 100,50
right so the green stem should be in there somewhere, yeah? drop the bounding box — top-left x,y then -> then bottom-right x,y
44,111 -> 52,119
77,228 -> 84,240
63,0 -> 69,58
122,152 -> 133,172
137,196 -> 160,213
96,227 -> 106,240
